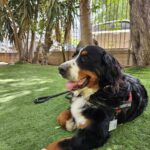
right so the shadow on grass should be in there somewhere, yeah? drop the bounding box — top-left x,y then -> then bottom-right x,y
0,77 -> 55,104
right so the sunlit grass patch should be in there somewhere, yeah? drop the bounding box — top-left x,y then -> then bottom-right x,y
0,64 -> 150,150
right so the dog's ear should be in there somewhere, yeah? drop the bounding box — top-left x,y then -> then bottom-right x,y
100,53 -> 122,88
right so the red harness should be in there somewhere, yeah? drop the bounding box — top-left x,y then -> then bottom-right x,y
115,92 -> 133,113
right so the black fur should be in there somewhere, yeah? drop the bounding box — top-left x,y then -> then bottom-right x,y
59,45 -> 148,150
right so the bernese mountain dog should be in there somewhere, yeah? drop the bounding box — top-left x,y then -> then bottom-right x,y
42,45 -> 148,150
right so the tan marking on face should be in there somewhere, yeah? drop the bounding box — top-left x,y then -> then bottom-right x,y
79,70 -> 99,88
77,119 -> 92,129
80,50 -> 88,56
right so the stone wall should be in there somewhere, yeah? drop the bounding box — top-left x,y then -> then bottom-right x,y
0,49 -> 133,66
107,48 -> 133,67
0,53 -> 19,64
48,49 -> 133,67
48,51 -> 74,65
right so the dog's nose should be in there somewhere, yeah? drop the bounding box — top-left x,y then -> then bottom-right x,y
58,64 -> 68,76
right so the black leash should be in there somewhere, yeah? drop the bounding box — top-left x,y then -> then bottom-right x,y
33,91 -> 71,104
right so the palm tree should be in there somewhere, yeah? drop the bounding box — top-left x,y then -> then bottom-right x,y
18,0 -> 35,61
0,0 -> 77,63
33,0 -> 77,63
0,0 -> 21,56
0,0 -> 35,61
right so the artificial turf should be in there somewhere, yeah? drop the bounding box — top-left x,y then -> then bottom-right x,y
0,64 -> 150,150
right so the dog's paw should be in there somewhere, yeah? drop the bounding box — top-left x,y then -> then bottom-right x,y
66,118 -> 76,131
57,110 -> 72,130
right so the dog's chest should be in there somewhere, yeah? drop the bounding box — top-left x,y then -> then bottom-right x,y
71,96 -> 88,126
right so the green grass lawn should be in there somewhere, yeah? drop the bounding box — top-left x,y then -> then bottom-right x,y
0,64 -> 150,150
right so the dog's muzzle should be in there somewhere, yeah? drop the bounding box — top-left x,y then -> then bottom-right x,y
58,63 -> 69,78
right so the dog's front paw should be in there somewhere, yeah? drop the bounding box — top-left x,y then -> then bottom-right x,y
41,141 -> 62,150
66,118 -> 76,131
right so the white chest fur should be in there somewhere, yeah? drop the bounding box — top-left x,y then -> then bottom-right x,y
71,96 -> 88,127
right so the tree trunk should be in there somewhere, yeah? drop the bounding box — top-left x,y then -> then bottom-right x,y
64,22 -> 71,45
61,46 -> 66,62
64,18 -> 71,61
18,29 -> 25,61
23,31 -> 29,61
55,20 -> 61,43
35,24 -> 53,65
3,2 -> 24,62
5,4 -> 21,54
28,31 -> 35,62
80,0 -> 93,45
29,0 -> 40,62
130,0 -> 150,66
44,25 -> 53,53
32,41 -> 41,64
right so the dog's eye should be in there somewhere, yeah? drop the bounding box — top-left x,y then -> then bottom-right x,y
80,56 -> 88,63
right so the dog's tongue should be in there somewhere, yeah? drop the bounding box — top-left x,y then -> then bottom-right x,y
66,79 -> 85,91
66,81 -> 76,91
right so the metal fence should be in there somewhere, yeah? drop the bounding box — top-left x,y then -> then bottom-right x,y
67,0 -> 132,66
69,0 -> 130,50
91,0 -> 130,50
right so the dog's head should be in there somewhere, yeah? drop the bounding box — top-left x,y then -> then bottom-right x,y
58,45 -> 122,97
